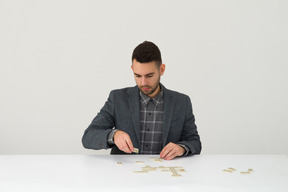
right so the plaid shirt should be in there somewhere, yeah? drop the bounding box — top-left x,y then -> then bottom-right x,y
139,86 -> 164,154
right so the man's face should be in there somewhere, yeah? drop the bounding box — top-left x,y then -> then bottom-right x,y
131,59 -> 165,97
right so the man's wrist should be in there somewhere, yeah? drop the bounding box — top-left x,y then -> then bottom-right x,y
178,144 -> 190,156
107,129 -> 118,145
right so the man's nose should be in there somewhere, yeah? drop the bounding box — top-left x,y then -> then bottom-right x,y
141,77 -> 147,85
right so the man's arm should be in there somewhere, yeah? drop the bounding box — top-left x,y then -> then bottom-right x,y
160,95 -> 201,160
82,91 -> 116,150
177,96 -> 202,155
82,90 -> 136,153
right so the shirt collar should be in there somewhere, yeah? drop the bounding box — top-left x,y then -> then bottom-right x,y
140,84 -> 164,106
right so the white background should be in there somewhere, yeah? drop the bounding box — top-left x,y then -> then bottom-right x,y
0,0 -> 287,155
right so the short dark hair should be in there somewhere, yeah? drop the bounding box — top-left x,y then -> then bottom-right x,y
132,41 -> 162,68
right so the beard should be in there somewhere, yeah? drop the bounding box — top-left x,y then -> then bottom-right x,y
139,77 -> 160,96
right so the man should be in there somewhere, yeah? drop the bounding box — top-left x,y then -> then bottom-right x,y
82,41 -> 201,160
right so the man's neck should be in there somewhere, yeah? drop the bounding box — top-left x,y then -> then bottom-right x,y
148,84 -> 161,98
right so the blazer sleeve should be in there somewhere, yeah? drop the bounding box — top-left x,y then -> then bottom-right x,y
177,96 -> 202,155
82,90 -> 116,150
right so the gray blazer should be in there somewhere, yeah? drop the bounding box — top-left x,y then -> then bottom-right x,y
82,85 -> 201,155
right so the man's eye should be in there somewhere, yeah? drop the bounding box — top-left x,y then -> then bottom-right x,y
147,75 -> 153,78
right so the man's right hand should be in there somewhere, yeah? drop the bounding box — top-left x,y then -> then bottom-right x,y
113,130 -> 134,153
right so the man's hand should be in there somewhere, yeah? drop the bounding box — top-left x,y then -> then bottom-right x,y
113,130 -> 134,153
160,142 -> 185,160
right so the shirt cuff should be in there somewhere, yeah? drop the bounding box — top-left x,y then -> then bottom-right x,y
178,144 -> 190,156
107,129 -> 118,145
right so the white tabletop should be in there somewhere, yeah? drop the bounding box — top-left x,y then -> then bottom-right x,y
0,154 -> 287,192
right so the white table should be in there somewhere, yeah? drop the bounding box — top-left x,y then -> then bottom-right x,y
0,155 -> 287,192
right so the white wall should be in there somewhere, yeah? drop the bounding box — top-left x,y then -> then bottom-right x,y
0,0 -> 287,155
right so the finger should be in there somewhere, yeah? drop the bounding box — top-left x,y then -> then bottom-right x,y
118,140 -> 126,152
166,154 -> 177,160
160,143 -> 173,158
159,147 -> 166,158
114,130 -> 133,153
117,136 -> 130,153
166,145 -> 186,160
121,134 -> 133,153
163,147 -> 173,159
165,150 -> 177,160
160,147 -> 173,159
122,140 -> 132,153
125,136 -> 134,153
160,146 -> 167,158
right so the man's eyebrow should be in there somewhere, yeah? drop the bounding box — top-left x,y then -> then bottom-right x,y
145,72 -> 155,76
134,72 -> 155,76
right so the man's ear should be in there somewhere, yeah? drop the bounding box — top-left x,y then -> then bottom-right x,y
160,64 -> 166,76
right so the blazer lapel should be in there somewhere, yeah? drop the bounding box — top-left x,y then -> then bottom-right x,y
162,86 -> 175,146
129,86 -> 141,144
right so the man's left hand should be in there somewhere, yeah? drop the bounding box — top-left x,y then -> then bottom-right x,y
160,142 -> 185,160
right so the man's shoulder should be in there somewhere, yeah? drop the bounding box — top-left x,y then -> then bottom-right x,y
110,86 -> 138,96
164,86 -> 190,100
164,87 -> 193,108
